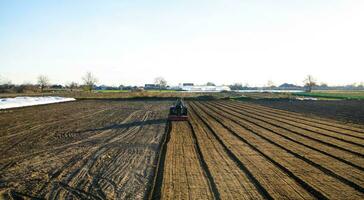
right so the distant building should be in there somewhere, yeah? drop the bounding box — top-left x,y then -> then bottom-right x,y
131,87 -> 144,92
144,84 -> 161,90
278,83 -> 302,90
178,84 -> 230,92
95,85 -> 120,90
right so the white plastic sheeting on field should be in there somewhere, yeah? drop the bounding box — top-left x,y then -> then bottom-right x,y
237,90 -> 304,93
0,96 -> 76,109
181,85 -> 231,92
295,97 -> 318,101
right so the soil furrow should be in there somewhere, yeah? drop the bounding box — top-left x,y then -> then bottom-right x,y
225,101 -> 364,144
188,105 -> 266,199
187,121 -> 220,200
205,102 -> 364,190
189,108 -> 271,200
238,101 -> 364,134
233,101 -> 364,139
210,102 -> 364,168
193,101 -> 364,198
212,102 -> 364,157
191,102 -> 326,199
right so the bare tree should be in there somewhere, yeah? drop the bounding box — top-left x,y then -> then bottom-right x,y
359,82 -> 364,88
82,72 -> 98,92
266,80 -> 275,89
229,83 -> 243,90
0,75 -> 11,85
67,82 -> 79,91
0,75 -> 12,93
154,77 -> 167,90
37,75 -> 50,92
303,75 -> 317,92
320,82 -> 328,88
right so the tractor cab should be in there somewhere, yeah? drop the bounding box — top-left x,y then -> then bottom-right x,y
168,99 -> 188,121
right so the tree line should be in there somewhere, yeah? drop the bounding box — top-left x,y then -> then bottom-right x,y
0,72 -> 98,93
1,73 -> 363,94
228,75 -> 364,92
0,72 -> 170,93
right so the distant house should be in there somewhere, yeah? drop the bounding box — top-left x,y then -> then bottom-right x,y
278,83 -> 302,90
144,84 -> 160,90
131,87 -> 144,92
95,85 -> 119,90
183,83 -> 194,86
95,85 -> 108,90
50,84 -> 63,89
279,83 -> 298,88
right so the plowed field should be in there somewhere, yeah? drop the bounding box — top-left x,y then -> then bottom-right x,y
0,100 -> 170,199
1,99 -> 363,199
158,100 -> 364,199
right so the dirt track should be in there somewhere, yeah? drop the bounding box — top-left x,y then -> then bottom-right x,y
0,100 -> 170,199
160,100 -> 364,199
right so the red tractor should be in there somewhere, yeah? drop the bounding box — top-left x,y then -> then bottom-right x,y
168,99 -> 188,121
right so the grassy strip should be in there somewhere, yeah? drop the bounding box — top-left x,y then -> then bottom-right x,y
293,92 -> 364,100
95,90 -> 130,93
95,90 -> 180,93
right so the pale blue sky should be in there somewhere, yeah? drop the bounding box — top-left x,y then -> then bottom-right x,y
1,0 -> 363,86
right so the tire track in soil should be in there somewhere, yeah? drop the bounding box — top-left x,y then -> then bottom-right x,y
1,100 -> 141,145
48,110 -> 154,199
85,110 -> 164,199
194,101 -> 364,199
114,112 -> 163,199
0,110 -> 136,163
0,108 -> 114,159
47,110 -> 144,199
0,103 -> 144,161
0,102 -> 107,138
0,101 -> 170,199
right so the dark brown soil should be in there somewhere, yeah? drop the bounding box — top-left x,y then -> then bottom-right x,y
1,99 -> 363,199
159,100 -> 364,199
0,100 -> 171,199
251,99 -> 364,126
